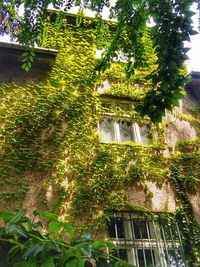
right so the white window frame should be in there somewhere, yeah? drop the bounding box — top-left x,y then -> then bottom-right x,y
98,116 -> 142,144
98,99 -> 154,145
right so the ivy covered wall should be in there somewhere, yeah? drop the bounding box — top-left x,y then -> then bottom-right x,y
0,14 -> 200,264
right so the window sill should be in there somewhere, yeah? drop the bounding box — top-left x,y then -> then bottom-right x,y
98,141 -> 167,150
98,141 -> 143,147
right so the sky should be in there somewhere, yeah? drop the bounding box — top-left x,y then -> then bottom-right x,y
1,3 -> 200,72
185,4 -> 200,72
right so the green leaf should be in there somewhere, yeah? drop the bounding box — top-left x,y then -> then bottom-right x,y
9,244 -> 23,255
30,50 -> 35,57
40,256 -> 55,267
39,211 -> 57,221
168,61 -> 178,71
92,241 -> 105,250
60,253 -> 76,264
22,63 -> 30,72
23,243 -> 45,258
190,30 -> 198,35
80,246 -> 92,257
173,91 -> 186,99
0,211 -> 13,223
14,260 -> 36,267
171,99 -> 180,107
22,52 -> 29,57
10,210 -> 26,224
134,105 -> 143,113
65,258 -> 85,267
48,221 -> 62,234
76,9 -> 85,27
63,222 -> 73,235
79,233 -> 91,241
6,224 -> 28,238
92,241 -> 115,250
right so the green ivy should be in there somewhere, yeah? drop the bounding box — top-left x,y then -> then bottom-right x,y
0,17 -> 199,265
170,165 -> 200,266
0,210 -> 133,267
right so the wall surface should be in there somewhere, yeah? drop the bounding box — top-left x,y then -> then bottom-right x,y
0,45 -> 56,83
0,18 -> 199,264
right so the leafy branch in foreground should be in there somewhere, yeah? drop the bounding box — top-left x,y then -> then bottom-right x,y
0,210 -> 134,267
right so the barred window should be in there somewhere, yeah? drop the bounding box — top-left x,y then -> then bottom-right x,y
108,211 -> 186,267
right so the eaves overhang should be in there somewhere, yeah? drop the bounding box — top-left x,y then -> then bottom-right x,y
0,41 -> 58,57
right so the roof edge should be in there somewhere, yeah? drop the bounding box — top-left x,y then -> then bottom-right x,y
0,42 -> 58,56
47,9 -> 116,25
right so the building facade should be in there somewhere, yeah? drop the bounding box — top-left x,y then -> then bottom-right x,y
0,13 -> 200,266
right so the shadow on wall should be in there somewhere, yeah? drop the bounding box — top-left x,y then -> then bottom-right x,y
0,42 -> 57,83
185,71 -> 200,107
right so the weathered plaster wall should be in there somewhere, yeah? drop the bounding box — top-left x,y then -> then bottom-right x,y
188,188 -> 200,224
125,181 -> 177,213
165,112 -> 197,145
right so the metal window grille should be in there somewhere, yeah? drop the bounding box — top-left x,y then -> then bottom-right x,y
108,211 -> 186,267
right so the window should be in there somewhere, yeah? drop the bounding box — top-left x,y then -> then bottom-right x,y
98,99 -> 153,144
98,116 -> 152,144
99,117 -> 139,143
108,211 -> 186,267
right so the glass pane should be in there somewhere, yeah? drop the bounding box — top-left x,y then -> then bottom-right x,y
133,220 -> 149,239
118,120 -> 135,142
112,248 -> 128,262
137,249 -> 155,267
99,117 -> 115,142
138,123 -> 152,145
108,217 -> 125,238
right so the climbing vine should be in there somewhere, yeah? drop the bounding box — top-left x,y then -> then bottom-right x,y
1,0 -> 199,121
170,164 -> 200,266
0,14 -> 200,265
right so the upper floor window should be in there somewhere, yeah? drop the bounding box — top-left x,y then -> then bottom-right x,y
108,211 -> 186,267
99,117 -> 140,143
98,99 -> 152,145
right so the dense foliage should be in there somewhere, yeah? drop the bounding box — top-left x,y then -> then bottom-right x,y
0,3 -> 200,266
0,19 -> 200,265
0,210 -> 133,267
0,0 -> 200,121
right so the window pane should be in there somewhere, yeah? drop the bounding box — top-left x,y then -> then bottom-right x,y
112,248 -> 128,262
118,120 -> 135,142
133,220 -> 149,239
108,217 -> 125,238
138,123 -> 152,145
137,249 -> 155,267
99,117 -> 115,142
